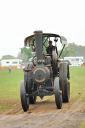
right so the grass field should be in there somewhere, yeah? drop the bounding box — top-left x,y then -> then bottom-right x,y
0,69 -> 23,111
0,66 -> 85,112
70,66 -> 85,101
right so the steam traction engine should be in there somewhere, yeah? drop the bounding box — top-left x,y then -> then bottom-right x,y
20,31 -> 70,112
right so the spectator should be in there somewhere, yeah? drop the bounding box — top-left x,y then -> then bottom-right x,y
8,66 -> 11,73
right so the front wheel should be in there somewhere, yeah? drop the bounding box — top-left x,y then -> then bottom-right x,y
20,80 -> 29,112
27,72 -> 37,104
54,77 -> 62,109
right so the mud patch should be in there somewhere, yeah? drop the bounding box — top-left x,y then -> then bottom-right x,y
0,112 -> 85,128
0,96 -> 85,128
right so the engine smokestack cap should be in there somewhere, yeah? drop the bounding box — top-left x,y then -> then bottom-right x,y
34,30 -> 43,34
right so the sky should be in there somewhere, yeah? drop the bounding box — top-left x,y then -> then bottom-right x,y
0,0 -> 85,59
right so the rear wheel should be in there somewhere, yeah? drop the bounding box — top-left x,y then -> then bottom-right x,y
24,64 -> 29,82
20,80 -> 29,112
59,62 -> 70,102
54,77 -> 62,109
29,96 -> 36,104
63,63 -> 70,102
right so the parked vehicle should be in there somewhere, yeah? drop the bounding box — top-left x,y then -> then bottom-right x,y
64,56 -> 83,66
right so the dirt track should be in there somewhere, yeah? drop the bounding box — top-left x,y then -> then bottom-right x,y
0,95 -> 85,128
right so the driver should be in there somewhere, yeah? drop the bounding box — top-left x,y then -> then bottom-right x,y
46,41 -> 58,55
46,41 -> 53,55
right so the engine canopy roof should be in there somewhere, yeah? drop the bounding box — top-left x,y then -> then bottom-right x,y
24,33 -> 67,47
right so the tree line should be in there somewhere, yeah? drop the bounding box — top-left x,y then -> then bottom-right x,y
1,43 -> 85,62
59,43 -> 85,59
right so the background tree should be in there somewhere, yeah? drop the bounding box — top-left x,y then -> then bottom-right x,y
18,53 -> 27,62
58,43 -> 85,59
58,46 -> 75,59
68,43 -> 85,58
1,55 -> 17,59
20,47 -> 33,62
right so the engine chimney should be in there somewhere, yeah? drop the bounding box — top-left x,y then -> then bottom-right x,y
34,31 -> 43,63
